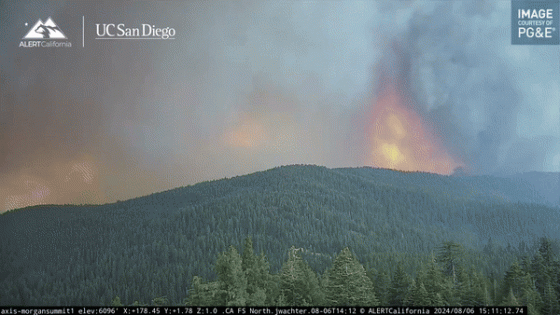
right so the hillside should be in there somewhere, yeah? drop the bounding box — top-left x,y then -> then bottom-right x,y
1,165 -> 559,305
498,171 -> 560,206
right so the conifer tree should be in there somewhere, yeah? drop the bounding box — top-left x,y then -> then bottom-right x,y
432,293 -> 445,306
186,276 -> 219,306
541,281 -> 559,315
437,242 -> 464,285
455,268 -> 475,306
538,238 -> 555,266
470,270 -> 489,306
523,285 -> 543,315
409,280 -> 430,306
111,296 -> 123,306
215,246 -> 248,306
324,247 -> 377,306
500,288 -> 519,306
501,260 -> 533,303
241,237 -> 271,306
373,271 -> 391,305
389,261 -> 411,306
532,252 -> 550,295
424,258 -> 448,305
279,246 -> 323,306
481,285 -> 492,306
242,237 -> 257,273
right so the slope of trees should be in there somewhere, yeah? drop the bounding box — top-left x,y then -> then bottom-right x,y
0,165 -> 559,305
182,237 -> 559,311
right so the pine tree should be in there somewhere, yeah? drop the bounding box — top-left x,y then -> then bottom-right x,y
424,258 -> 448,306
523,284 -> 543,315
481,285 -> 492,306
500,288 -> 519,306
324,247 -> 377,306
470,270 -> 489,306
437,242 -> 464,285
110,295 -> 123,306
389,261 -> 411,306
409,280 -> 430,306
501,260 -> 533,304
242,237 -> 256,272
279,246 -> 323,306
433,293 -> 445,306
538,238 -> 555,266
455,268 -> 476,306
532,237 -> 559,298
541,281 -> 559,315
215,246 -> 248,306
532,252 -> 550,295
373,271 -> 391,305
241,237 -> 271,306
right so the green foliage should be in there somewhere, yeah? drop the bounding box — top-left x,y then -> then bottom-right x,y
215,246 -> 248,306
500,288 -> 520,306
152,296 -> 168,306
110,296 -> 123,306
455,268 -> 488,306
437,242 -> 464,284
500,260 -> 534,305
1,165 -> 559,305
241,237 -> 272,306
541,281 -> 560,315
372,270 -> 391,305
389,261 -> 412,306
409,280 -> 430,306
323,247 -> 377,306
422,258 -> 450,305
279,246 -> 323,306
185,276 -> 220,306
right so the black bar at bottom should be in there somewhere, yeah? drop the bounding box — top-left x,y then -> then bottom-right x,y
0,306 -> 528,315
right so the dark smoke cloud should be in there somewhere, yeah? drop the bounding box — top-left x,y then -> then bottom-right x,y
393,1 -> 559,174
1,1 -> 558,212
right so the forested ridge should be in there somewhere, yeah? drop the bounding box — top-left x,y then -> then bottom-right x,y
0,165 -> 559,307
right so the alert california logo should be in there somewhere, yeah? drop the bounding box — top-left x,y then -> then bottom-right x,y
20,17 -> 73,48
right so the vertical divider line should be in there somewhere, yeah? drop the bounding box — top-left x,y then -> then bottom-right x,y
82,16 -> 84,48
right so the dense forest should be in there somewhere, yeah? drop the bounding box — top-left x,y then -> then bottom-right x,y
176,236 -> 558,314
0,165 -> 559,307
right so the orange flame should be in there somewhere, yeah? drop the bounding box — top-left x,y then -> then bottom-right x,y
365,85 -> 461,174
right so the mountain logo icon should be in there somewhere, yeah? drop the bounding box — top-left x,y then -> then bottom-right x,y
23,17 -> 67,39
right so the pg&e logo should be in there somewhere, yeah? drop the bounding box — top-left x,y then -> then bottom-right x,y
512,1 -> 559,45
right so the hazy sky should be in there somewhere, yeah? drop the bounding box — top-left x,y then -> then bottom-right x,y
1,1 -> 559,212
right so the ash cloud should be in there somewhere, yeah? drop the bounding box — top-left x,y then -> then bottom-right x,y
1,1 -> 558,212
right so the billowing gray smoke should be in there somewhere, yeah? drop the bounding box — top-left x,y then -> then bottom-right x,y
398,1 -> 559,175
1,1 -> 558,212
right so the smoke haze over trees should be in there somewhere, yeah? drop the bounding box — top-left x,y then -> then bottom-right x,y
1,1 -> 558,212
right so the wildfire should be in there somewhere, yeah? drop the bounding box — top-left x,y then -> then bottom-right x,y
223,112 -> 298,152
365,85 -> 461,175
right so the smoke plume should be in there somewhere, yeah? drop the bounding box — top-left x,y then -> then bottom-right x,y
1,1 -> 558,212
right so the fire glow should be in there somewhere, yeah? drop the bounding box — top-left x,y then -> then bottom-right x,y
365,85 -> 461,175
1,156 -> 105,212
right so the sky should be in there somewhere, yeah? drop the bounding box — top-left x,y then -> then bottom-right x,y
1,1 -> 559,212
